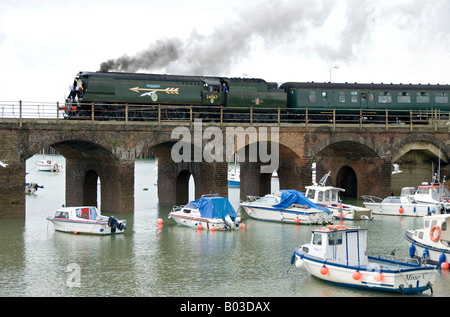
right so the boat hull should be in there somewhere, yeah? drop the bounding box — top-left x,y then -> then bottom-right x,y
328,206 -> 372,220
293,248 -> 436,294
47,218 -> 126,235
404,230 -> 450,265
364,202 -> 439,217
169,213 -> 240,230
241,204 -> 332,225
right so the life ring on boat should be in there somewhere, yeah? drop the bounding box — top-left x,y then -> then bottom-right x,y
430,225 -> 441,242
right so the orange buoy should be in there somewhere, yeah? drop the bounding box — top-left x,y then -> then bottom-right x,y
399,207 -> 404,214
352,271 -> 362,280
441,262 -> 449,270
374,272 -> 383,282
320,266 -> 329,275
295,218 -> 300,223
157,218 -> 163,225
210,225 -> 216,231
240,223 -> 246,229
196,223 -> 203,230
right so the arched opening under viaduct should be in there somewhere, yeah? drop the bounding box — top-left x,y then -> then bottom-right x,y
315,141 -> 379,199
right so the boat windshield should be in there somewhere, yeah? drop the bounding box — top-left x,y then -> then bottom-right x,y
257,196 -> 279,204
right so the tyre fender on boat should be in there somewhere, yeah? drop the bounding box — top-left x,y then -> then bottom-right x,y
430,225 -> 441,242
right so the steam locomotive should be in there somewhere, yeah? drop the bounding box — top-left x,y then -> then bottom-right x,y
61,71 -> 450,121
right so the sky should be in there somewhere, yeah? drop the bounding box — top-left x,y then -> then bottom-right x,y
0,0 -> 449,102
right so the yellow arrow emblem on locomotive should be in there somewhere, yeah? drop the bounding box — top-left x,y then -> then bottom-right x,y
129,87 -> 179,94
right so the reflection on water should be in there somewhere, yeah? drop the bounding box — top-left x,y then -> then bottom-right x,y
0,154 -> 448,297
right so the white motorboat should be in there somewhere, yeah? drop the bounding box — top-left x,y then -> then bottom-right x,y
305,172 -> 372,220
362,187 -> 444,217
404,214 -> 450,266
291,225 -> 437,295
36,159 -> 62,172
25,182 -> 44,194
240,189 -> 333,225
169,195 -> 242,230
46,206 -> 126,235
227,170 -> 240,187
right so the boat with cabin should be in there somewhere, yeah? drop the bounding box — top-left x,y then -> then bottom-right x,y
305,172 -> 372,220
169,195 -> 242,230
362,186 -> 445,217
404,214 -> 450,266
240,189 -> 333,225
36,159 -> 62,172
291,225 -> 437,294
46,206 -> 126,235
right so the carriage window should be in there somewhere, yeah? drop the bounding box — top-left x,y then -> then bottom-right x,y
398,92 -> 411,103
378,92 -> 392,103
322,91 -> 328,102
417,92 -> 430,103
351,91 -> 358,103
339,92 -> 345,102
309,91 -> 316,102
436,92 -> 448,103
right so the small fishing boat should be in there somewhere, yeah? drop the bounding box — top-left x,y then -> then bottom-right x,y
404,214 -> 450,266
240,189 -> 333,225
362,187 -> 444,217
25,182 -> 44,194
291,225 -> 437,295
46,206 -> 126,235
36,159 -> 62,172
305,172 -> 372,220
169,195 -> 242,230
227,170 -> 240,187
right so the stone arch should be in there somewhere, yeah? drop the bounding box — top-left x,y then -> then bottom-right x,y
336,166 -> 357,198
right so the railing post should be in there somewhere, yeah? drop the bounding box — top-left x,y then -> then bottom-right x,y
56,102 -> 59,122
91,102 -> 95,122
410,109 -> 412,131
220,106 -> 223,126
277,107 -> 280,126
125,103 -> 128,124
19,100 -> 22,128
158,105 -> 161,125
333,108 -> 335,131
359,108 -> 362,130
190,105 -> 193,126
385,109 -> 388,131
250,106 -> 253,126
305,108 -> 309,130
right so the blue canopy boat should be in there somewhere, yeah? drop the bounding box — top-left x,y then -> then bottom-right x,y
240,189 -> 333,225
169,195 -> 242,230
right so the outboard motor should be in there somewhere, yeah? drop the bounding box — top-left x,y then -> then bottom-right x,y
108,216 -> 126,233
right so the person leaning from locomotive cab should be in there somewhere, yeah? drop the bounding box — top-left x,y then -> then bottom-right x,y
222,82 -> 229,92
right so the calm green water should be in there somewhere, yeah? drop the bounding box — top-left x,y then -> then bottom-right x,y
0,154 -> 448,297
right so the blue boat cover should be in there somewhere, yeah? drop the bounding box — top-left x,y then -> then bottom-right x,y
186,196 -> 238,220
272,189 -> 331,213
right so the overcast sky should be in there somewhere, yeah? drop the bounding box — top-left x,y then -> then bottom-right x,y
0,0 -> 449,102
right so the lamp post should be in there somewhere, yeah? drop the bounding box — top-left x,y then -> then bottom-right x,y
329,65 -> 339,82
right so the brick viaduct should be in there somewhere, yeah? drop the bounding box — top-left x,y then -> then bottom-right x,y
0,119 -> 449,218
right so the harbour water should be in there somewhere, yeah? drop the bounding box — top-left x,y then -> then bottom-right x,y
0,154 -> 449,298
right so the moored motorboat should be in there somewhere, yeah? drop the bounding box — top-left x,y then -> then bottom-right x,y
291,225 -> 437,294
36,159 -> 62,172
362,186 -> 444,217
404,214 -> 450,266
46,206 -> 126,235
169,195 -> 242,230
240,189 -> 333,225
25,182 -> 44,194
305,172 -> 372,220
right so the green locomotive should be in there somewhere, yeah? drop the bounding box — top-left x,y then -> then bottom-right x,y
62,71 -> 450,121
63,71 -> 286,120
